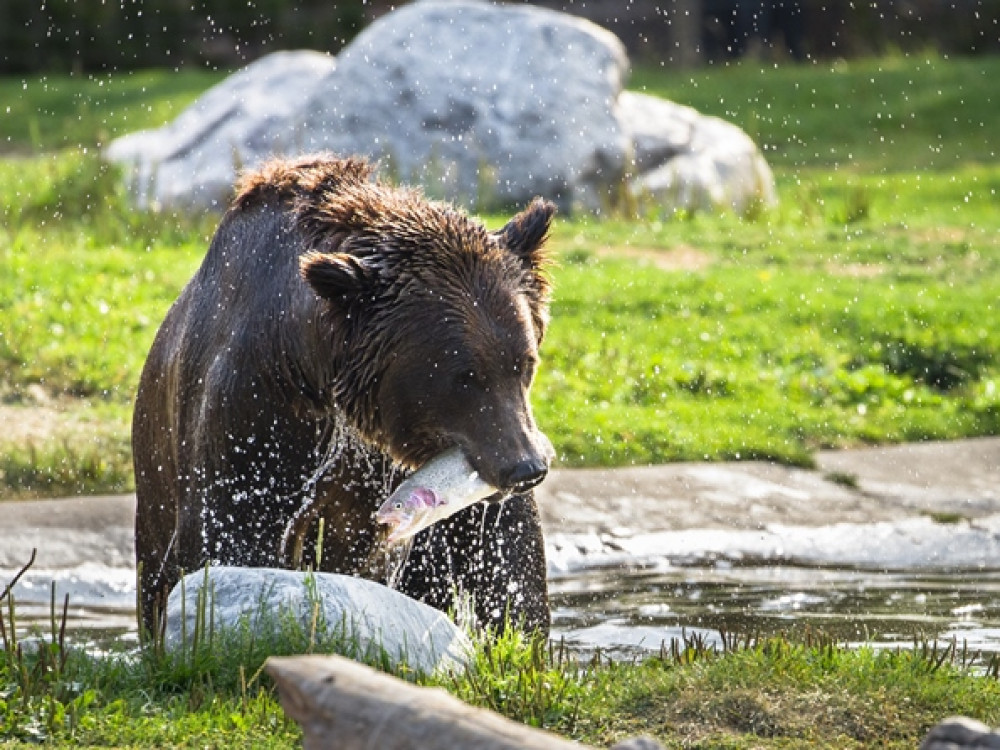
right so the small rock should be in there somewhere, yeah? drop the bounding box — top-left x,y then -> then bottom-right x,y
610,737 -> 666,750
618,90 -> 777,215
164,566 -> 472,674
920,716 -> 1000,749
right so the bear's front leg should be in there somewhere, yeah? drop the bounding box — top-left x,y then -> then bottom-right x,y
397,492 -> 550,636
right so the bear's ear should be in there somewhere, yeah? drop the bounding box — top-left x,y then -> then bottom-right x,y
495,197 -> 556,269
300,251 -> 376,303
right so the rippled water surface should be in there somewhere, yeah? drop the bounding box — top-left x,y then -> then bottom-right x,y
549,561 -> 1000,659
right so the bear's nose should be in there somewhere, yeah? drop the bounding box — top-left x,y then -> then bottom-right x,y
498,457 -> 548,493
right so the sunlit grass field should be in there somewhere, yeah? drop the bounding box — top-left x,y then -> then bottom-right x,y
0,55 -> 998,496
2,53 -> 1000,750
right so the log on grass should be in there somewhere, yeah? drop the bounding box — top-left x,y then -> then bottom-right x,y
266,654 -> 663,750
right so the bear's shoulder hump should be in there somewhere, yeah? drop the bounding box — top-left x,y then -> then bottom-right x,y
232,154 -> 375,211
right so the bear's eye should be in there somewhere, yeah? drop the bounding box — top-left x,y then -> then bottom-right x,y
458,369 -> 478,389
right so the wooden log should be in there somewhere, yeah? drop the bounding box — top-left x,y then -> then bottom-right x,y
266,654 -> 663,750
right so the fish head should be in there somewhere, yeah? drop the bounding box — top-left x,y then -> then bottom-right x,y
376,487 -> 443,542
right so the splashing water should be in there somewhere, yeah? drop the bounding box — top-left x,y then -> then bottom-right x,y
382,537 -> 415,591
276,415 -> 404,568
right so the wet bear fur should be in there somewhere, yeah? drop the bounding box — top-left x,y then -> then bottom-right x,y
132,154 -> 556,636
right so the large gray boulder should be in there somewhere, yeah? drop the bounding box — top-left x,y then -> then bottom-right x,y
300,0 -> 630,212
106,0 -> 776,215
164,567 -> 472,675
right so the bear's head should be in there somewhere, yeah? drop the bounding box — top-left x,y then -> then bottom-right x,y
297,166 -> 555,496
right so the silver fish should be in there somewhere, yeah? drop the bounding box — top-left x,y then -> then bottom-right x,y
376,447 -> 497,544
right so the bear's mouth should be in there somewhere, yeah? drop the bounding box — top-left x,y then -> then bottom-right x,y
390,435 -> 450,473
483,489 -> 508,504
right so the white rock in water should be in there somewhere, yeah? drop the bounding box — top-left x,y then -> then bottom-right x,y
105,50 -> 336,210
164,567 -> 472,675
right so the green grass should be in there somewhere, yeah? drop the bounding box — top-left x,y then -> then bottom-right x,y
0,68 -> 226,153
537,166 -> 1000,466
3,599 -> 999,749
0,55 -> 998,495
0,151 -> 213,496
630,54 -> 997,172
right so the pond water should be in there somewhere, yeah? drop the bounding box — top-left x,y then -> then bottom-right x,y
549,560 -> 1000,662
7,559 -> 1000,665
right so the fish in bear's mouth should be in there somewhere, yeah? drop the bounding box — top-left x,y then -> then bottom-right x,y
376,447 -> 503,544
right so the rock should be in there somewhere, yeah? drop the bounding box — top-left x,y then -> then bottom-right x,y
920,716 -> 1000,749
164,566 -> 472,675
618,91 -> 777,214
300,0 -> 630,213
105,2 -> 775,216
105,50 -> 336,210
610,738 -> 666,750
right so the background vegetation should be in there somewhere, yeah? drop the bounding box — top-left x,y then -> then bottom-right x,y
0,0 -> 368,73
0,54 -> 998,497
3,0 -> 998,73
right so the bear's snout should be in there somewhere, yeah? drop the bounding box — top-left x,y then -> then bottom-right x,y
492,431 -> 553,495
498,456 -> 549,494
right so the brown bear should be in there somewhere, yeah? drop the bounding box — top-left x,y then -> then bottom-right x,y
132,154 -> 556,637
